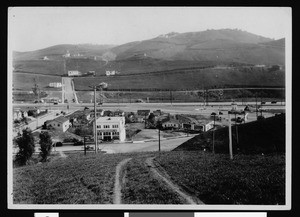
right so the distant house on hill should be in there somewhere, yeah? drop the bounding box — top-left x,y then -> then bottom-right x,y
49,82 -> 62,88
43,56 -> 49,60
46,116 -> 70,132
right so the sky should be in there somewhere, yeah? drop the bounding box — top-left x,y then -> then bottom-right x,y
8,7 -> 291,52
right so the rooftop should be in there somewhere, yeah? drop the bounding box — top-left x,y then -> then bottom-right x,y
96,116 -> 124,123
52,116 -> 69,123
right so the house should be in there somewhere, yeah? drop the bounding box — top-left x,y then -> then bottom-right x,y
94,116 -> 126,142
68,70 -> 82,77
161,119 -> 181,129
153,110 -> 162,116
193,120 -> 214,132
137,110 -> 150,117
105,70 -> 116,76
231,102 -> 238,111
22,111 -> 28,118
43,56 -> 49,60
113,110 -> 125,116
13,111 -> 22,120
46,116 -> 70,132
103,110 -> 113,117
49,82 -> 62,88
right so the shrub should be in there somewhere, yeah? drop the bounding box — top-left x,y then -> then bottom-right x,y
39,131 -> 53,162
74,140 -> 84,146
55,142 -> 63,147
15,128 -> 35,166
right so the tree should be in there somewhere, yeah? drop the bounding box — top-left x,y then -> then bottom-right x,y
15,128 -> 35,165
39,131 -> 53,162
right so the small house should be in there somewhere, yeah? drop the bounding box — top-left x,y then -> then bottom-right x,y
46,116 -> 70,132
68,70 -> 82,77
162,119 -> 181,129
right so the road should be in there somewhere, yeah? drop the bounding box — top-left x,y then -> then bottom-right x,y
30,136 -> 196,154
62,77 -> 78,103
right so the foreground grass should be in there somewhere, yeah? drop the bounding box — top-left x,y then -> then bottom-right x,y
13,152 -> 132,204
121,153 -> 184,204
156,151 -> 285,205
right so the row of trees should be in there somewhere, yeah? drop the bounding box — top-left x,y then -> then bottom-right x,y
14,129 -> 53,166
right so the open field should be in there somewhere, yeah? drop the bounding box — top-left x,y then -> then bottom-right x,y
13,150 -> 285,205
156,151 -> 285,204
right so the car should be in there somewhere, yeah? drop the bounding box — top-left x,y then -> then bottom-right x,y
54,102 -> 58,105
271,101 -> 277,104
218,111 -> 223,115
261,101 -> 266,105
84,107 -> 89,110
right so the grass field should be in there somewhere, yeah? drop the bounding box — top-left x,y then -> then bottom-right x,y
13,152 -> 131,204
121,153 -> 184,204
155,151 -> 285,204
13,150 -> 285,205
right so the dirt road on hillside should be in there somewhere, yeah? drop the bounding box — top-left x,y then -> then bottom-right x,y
113,158 -> 132,204
145,157 -> 204,205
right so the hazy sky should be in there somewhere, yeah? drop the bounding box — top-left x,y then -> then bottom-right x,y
8,7 -> 291,52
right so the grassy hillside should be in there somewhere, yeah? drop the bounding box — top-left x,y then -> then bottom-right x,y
111,29 -> 284,65
13,151 -> 285,204
174,114 -> 285,154
13,44 -> 115,61
73,67 -> 285,90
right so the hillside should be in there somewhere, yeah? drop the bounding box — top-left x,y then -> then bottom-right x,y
13,44 -> 115,61
174,114 -> 285,154
111,29 -> 284,65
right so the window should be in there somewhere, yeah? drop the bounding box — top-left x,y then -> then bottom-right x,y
112,125 -> 118,128
104,125 -> 110,128
58,124 -> 60,127
97,125 -> 101,128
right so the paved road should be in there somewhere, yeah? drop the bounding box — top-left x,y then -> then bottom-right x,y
62,77 -> 78,104
38,136 -> 196,154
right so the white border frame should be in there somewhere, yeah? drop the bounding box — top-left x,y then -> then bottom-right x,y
7,6 -> 292,210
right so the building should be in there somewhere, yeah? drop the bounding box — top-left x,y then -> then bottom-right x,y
94,116 -> 126,142
153,110 -> 162,116
13,111 -> 22,120
68,70 -> 82,77
63,50 -> 71,58
43,56 -> 49,60
113,110 -> 125,116
193,120 -> 214,132
46,116 -> 70,132
161,119 -> 181,129
49,82 -> 62,88
105,71 -> 116,76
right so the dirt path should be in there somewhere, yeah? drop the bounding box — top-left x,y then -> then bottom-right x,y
145,157 -> 204,204
58,150 -> 67,158
113,158 -> 132,204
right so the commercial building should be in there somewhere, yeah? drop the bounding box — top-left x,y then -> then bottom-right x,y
94,116 -> 126,142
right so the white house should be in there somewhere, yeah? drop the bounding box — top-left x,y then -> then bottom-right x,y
105,70 -> 116,76
49,82 -> 62,88
192,120 -> 214,132
46,116 -> 70,132
94,116 -> 126,142
162,119 -> 181,129
13,111 -> 22,120
63,51 -> 71,58
68,70 -> 82,77
43,56 -> 49,60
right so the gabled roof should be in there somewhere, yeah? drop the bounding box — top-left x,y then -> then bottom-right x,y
51,116 -> 69,124
137,110 -> 150,115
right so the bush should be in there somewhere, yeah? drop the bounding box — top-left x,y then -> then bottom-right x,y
15,128 -> 35,166
55,142 -> 63,147
74,140 -> 84,146
39,131 -> 53,162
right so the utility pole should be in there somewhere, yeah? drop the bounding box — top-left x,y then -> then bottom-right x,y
228,114 -> 233,160
94,86 -> 98,153
158,128 -> 161,152
212,114 -> 216,154
255,93 -> 258,119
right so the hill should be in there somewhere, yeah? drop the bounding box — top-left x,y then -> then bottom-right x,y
111,29 -> 284,65
13,44 -> 115,61
174,113 -> 285,154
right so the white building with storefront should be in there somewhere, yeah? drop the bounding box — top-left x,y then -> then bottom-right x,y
94,116 -> 126,142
